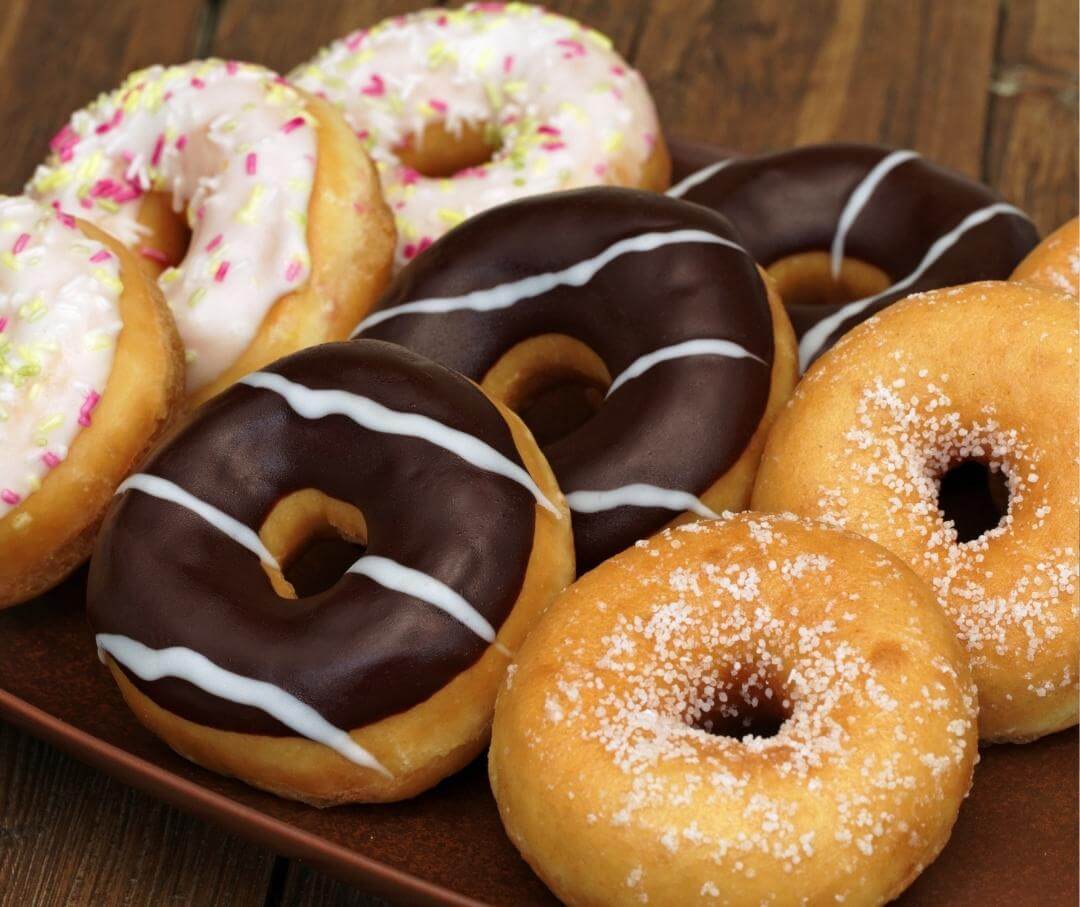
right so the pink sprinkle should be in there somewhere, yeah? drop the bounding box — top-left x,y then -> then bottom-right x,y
502,55 -> 514,74
285,260 -> 302,282
556,38 -> 586,59
541,141 -> 566,152
416,237 -> 432,256
139,246 -> 168,264
90,178 -> 118,198
436,14 -> 448,26
400,167 -> 421,186
42,452 -> 61,469
456,166 -> 487,179
196,205 -> 206,221
355,129 -> 370,141
51,202 -> 76,229
345,30 -> 367,51
205,234 -> 223,253
429,98 -> 448,114
79,198 -> 93,210
151,134 -> 165,167
0,317 -> 7,332
225,61 -> 239,75
537,125 -> 561,136
190,77 -> 206,89
78,391 -> 101,428
49,124 -> 80,162
282,116 -> 305,133
12,233 -> 30,255
95,108 -> 123,135
89,249 -> 112,263
1,490 -> 20,507
175,134 -> 188,151
403,242 -> 417,260
214,261 -> 230,282
360,74 -> 386,97
594,163 -> 608,177
112,182 -> 143,203
611,65 -> 626,77
353,200 -> 367,214
245,152 -> 257,175
59,147 -> 74,163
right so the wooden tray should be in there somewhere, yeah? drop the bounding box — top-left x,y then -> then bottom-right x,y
1,142 -> 1077,906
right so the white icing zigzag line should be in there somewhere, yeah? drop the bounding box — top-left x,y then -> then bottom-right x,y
799,202 -> 1030,370
118,474 -> 280,570
96,634 -> 391,776
566,484 -> 721,520
666,159 -> 733,198
606,338 -> 766,397
348,555 -> 509,655
240,371 -> 558,515
353,230 -> 748,333
830,149 -> 920,279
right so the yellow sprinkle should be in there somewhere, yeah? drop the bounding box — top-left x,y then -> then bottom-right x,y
11,513 -> 32,531
26,476 -> 41,493
504,81 -> 526,97
160,266 -> 182,284
0,251 -> 20,271
92,267 -> 123,293
97,198 -> 120,214
586,28 -> 613,50
188,287 -> 207,308
603,131 -> 624,153
17,362 -> 41,377
288,209 -> 307,228
184,348 -> 198,363
37,413 -> 63,433
33,168 -> 72,192
437,208 -> 466,227
235,184 -> 265,223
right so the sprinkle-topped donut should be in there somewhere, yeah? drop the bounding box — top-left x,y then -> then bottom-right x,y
668,143 -> 1039,368
29,59 -> 395,400
0,195 -> 183,608
357,187 -> 798,571
87,340 -> 573,803
0,198 -> 122,512
292,3 -> 670,268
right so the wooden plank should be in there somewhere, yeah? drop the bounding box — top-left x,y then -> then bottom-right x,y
631,0 -> 999,175
271,862 -> 388,906
984,0 -> 1079,234
0,723 -> 275,906
0,0 -> 208,194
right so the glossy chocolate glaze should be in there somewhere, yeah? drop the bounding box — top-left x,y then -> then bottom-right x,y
358,187 -> 775,571
87,341 -> 535,735
673,143 -> 1039,362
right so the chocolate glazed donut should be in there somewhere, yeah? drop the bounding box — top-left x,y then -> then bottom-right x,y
355,187 -> 798,572
87,340 -> 574,804
668,143 -> 1039,368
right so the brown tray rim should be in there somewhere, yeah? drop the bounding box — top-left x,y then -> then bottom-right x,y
0,687 -> 482,906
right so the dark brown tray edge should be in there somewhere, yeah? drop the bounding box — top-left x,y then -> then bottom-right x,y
0,688 -> 485,907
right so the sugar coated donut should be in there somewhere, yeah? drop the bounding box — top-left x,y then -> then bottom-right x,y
1010,216 -> 1079,296
753,281 -> 1078,742
29,59 -> 394,406
87,340 -> 573,804
292,3 -> 670,268
356,187 -> 798,571
668,143 -> 1039,369
490,513 -> 977,906
0,196 -> 183,608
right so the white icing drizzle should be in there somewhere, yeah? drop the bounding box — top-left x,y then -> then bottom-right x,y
829,149 -> 920,279
118,473 -> 279,569
665,159 -> 732,199
348,554 -> 508,654
240,371 -> 558,515
566,484 -> 721,520
798,202 -> 1030,369
354,230 -> 747,333
95,633 -> 390,775
606,338 -> 766,397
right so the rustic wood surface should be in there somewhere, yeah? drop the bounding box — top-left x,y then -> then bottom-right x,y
0,0 -> 1076,904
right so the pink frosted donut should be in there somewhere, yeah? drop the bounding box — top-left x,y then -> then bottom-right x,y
28,59 -> 394,403
291,3 -> 671,267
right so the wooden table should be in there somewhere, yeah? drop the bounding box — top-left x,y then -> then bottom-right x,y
0,1 -> 1076,904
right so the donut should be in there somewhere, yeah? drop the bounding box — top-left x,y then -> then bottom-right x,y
291,4 -> 670,269
752,281 -> 1078,742
490,513 -> 978,906
355,187 -> 798,572
0,196 -> 183,608
667,143 -> 1039,369
1010,216 -> 1079,296
86,340 -> 573,804
28,59 -> 395,407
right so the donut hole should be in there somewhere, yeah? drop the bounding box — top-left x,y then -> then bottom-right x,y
482,334 -> 612,445
767,250 -> 891,308
395,120 -> 500,179
937,459 -> 1010,543
692,673 -> 791,742
134,192 -> 192,274
258,489 -> 368,598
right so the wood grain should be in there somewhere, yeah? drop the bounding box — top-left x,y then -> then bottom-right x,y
984,0 -> 1079,234
632,0 -> 999,175
0,723 -> 275,906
